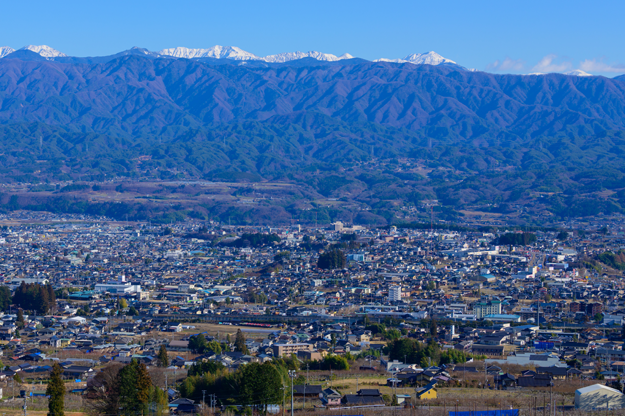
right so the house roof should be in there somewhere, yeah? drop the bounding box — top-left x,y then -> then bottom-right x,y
293,385 -> 323,395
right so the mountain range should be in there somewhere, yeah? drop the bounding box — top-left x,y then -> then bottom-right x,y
0,46 -> 624,223
0,44 -> 469,70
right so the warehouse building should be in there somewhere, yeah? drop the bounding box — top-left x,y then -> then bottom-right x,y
575,384 -> 625,410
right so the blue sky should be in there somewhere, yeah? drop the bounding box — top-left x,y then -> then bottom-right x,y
1,0 -> 624,76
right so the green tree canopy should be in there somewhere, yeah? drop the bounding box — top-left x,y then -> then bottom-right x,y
47,363 -> 65,416
317,249 -> 347,270
234,329 -> 249,354
157,344 -> 169,367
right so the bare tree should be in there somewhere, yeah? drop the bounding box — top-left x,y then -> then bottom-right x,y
85,363 -> 123,416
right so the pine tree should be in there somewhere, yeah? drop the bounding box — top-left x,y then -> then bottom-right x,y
117,359 -> 153,416
16,309 -> 25,328
47,284 -> 56,312
234,329 -> 248,354
0,286 -> 11,311
157,344 -> 169,367
429,317 -> 437,337
117,361 -> 138,415
47,363 -> 65,416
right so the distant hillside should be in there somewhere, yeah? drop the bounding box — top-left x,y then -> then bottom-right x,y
1,57 -> 625,144
0,56 -> 624,224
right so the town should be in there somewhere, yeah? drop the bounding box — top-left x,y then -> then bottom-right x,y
0,211 -> 625,415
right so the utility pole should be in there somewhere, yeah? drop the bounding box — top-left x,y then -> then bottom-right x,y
288,370 -> 296,416
282,385 -> 286,416
203,390 -> 206,412
484,361 -> 487,387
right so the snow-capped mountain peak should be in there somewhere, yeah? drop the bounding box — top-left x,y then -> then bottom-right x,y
20,45 -> 67,58
263,50 -> 353,63
374,51 -> 456,66
564,69 -> 593,77
403,51 -> 456,65
0,47 -> 15,58
158,46 -> 261,61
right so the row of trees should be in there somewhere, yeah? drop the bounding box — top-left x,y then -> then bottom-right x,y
189,330 -> 249,355
318,249 -> 346,269
387,338 -> 484,367
189,333 -> 228,355
221,233 -> 281,248
493,232 -> 537,246
4,282 -> 56,314
180,361 -> 284,413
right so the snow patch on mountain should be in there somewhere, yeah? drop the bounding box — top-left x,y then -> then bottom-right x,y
158,46 -> 261,61
564,69 -> 593,77
20,45 -> 67,58
0,47 -> 15,58
263,51 -> 353,63
375,51 -> 456,66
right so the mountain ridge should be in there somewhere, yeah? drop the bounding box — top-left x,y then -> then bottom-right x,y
0,55 -> 623,144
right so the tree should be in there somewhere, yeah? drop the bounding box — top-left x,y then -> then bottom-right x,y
556,231 -> 568,241
239,362 -> 284,414
127,306 -> 139,316
188,361 -> 225,377
0,286 -> 11,311
12,282 -> 55,313
429,317 -> 438,337
118,298 -> 128,309
16,309 -> 25,329
235,329 -> 249,354
157,345 -> 169,367
189,334 -> 208,353
117,359 -> 152,416
47,363 -> 65,416
318,249 -> 347,270
85,363 -> 123,416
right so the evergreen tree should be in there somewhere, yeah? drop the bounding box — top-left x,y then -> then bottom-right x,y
157,344 -> 169,367
234,329 -> 249,354
117,359 -> 152,416
135,361 -> 152,413
0,286 -> 11,311
47,284 -> 56,312
117,362 -> 138,415
149,385 -> 169,416
189,334 -> 208,353
16,309 -> 25,329
47,363 -> 65,416
12,282 -> 56,313
318,249 -> 347,270
429,317 -> 437,337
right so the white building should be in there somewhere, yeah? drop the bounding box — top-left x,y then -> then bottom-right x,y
9,275 -> 49,287
388,286 -> 402,302
575,384 -> 625,410
94,275 -> 141,295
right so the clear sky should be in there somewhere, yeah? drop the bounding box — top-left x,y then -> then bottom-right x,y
1,0 -> 624,77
